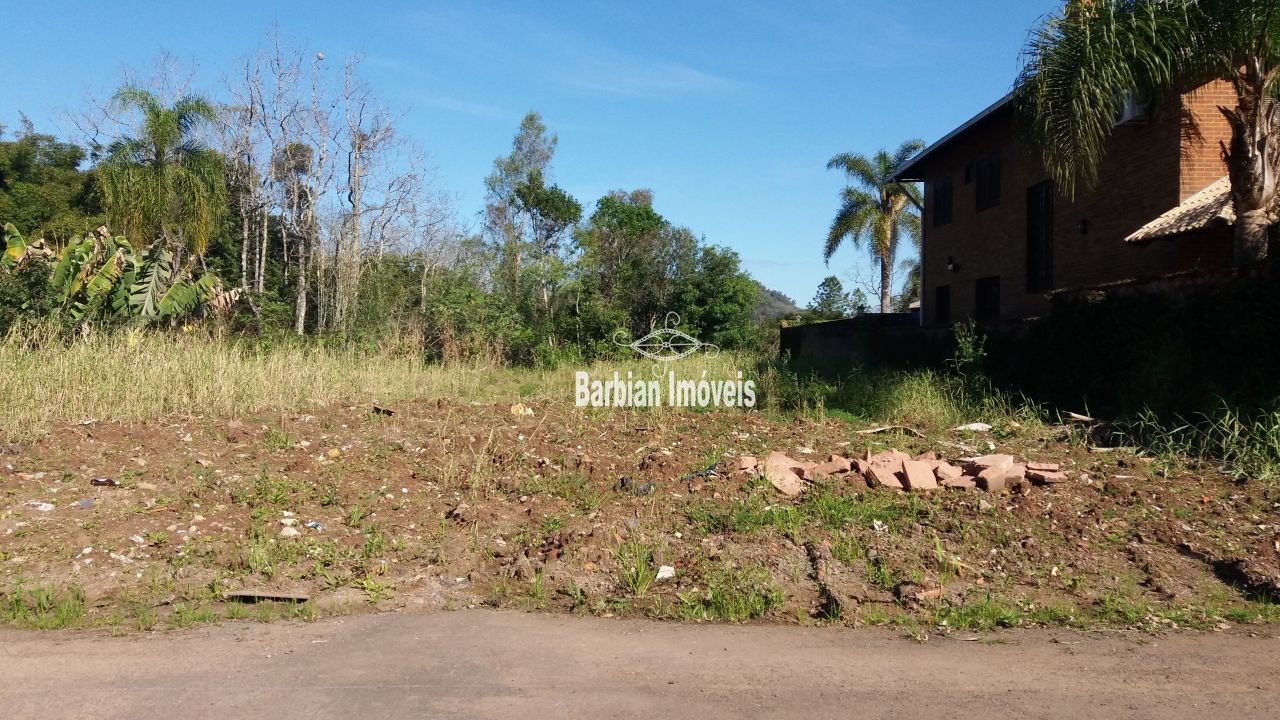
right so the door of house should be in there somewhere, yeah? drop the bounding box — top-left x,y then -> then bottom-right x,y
1026,180 -> 1055,292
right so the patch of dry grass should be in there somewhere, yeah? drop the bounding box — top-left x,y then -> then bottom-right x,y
0,330 -> 758,438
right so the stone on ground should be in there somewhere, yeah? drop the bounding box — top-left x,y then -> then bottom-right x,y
901,460 -> 938,491
764,451 -> 806,497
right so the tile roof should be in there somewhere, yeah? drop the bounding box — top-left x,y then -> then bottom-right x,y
1126,176 -> 1233,243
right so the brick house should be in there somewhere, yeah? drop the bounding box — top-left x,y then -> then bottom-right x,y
893,80 -> 1237,325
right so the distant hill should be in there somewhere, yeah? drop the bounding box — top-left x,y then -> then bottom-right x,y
753,281 -> 802,324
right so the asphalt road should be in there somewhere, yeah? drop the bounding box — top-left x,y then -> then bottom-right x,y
2,611 -> 1277,719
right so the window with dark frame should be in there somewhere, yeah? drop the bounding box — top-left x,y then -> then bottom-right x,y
934,285 -> 952,326
932,180 -> 954,227
1026,180 -> 1055,292
974,276 -> 1000,321
975,154 -> 1002,211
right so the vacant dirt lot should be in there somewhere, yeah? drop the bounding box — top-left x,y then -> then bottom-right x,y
2,398 -> 1278,631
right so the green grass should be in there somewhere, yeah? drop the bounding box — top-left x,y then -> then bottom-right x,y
933,595 -> 1022,631
617,539 -> 658,596
1116,404 -> 1280,482
3,580 -> 86,629
676,563 -> 784,621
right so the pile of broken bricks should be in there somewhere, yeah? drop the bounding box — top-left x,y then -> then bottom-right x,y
733,449 -> 1069,498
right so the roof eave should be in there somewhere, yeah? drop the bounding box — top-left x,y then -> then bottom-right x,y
891,93 -> 1015,182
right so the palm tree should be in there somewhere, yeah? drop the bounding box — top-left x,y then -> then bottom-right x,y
100,87 -> 227,260
1017,0 -> 1280,265
824,140 -> 925,313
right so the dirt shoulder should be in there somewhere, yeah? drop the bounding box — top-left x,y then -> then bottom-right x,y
2,611 -> 1278,719
1,398 -> 1278,632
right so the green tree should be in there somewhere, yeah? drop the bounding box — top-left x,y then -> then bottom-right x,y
1016,0 -> 1280,264
807,275 -> 854,320
514,167 -> 582,314
675,244 -> 759,348
893,257 -> 921,312
824,140 -> 924,313
575,189 -> 675,336
99,87 -> 227,259
484,112 -> 558,301
0,120 -> 103,242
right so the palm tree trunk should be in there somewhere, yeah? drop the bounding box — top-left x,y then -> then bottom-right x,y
879,256 -> 892,314
1223,59 -> 1276,265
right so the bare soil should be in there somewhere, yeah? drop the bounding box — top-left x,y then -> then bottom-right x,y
2,399 -> 1278,631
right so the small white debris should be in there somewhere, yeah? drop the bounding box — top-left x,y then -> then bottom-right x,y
26,501 -> 55,512
953,422 -> 993,433
656,565 -> 676,581
279,526 -> 301,538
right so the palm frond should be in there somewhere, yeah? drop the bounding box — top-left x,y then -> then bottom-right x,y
1016,0 -> 1197,196
826,152 -> 881,191
824,189 -> 878,262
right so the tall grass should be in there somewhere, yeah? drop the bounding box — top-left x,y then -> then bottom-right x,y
1115,404 -> 1280,481
755,355 -> 1039,431
0,329 -> 760,438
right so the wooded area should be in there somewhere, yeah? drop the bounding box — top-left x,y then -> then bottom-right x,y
0,35 -> 827,365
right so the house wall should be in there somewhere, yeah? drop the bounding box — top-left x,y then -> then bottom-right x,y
918,87 -> 1233,326
1180,79 -> 1234,199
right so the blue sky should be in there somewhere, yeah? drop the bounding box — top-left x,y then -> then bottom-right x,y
0,0 -> 1059,306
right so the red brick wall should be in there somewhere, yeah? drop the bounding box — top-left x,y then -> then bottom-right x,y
918,85 -> 1233,325
1180,79 -> 1234,199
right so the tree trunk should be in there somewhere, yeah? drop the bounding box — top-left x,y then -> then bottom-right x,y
257,206 -> 268,293
1221,58 -> 1277,265
879,256 -> 892,314
293,232 -> 309,335
239,208 -> 250,289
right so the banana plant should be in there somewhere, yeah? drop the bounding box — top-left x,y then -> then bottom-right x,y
2,223 -> 50,269
4,223 -> 239,326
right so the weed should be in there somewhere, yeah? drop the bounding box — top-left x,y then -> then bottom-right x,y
355,577 -> 391,603
677,563 -> 784,621
617,539 -> 658,596
1093,592 -> 1150,625
362,523 -> 388,558
528,572 -> 546,606
866,555 -> 897,590
264,425 -> 292,451
2,580 -> 86,629
934,595 -> 1022,631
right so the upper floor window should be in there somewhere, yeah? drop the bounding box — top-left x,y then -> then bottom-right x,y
976,154 -> 1002,211
1026,180 -> 1055,293
932,180 -> 954,227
